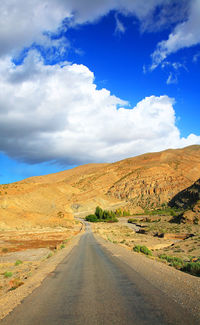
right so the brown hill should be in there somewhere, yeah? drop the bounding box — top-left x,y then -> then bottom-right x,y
0,145 -> 200,229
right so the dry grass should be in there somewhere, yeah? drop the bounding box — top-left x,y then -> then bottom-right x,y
92,217 -> 200,262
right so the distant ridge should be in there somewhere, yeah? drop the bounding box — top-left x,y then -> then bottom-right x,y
0,145 -> 200,229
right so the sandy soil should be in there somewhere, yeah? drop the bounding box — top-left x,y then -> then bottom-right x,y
0,225 -> 84,320
92,221 -> 174,251
0,223 -> 83,313
92,216 -> 200,261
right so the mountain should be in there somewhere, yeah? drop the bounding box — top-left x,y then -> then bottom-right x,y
169,178 -> 200,224
0,145 -> 200,229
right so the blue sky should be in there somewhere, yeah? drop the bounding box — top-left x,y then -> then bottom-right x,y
0,0 -> 200,184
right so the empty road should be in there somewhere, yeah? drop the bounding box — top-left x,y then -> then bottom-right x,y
1,224 -> 199,325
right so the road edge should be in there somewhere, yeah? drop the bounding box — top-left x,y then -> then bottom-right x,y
94,233 -> 200,320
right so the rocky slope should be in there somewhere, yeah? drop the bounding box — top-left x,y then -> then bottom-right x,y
107,145 -> 200,210
0,145 -> 200,229
169,178 -> 200,224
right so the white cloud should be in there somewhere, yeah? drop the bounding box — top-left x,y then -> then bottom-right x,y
151,0 -> 200,69
0,0 -> 72,57
161,61 -> 188,85
166,73 -> 177,85
193,52 -> 200,62
0,1 -> 199,166
0,52 -> 199,165
59,0 -> 165,25
0,0 -> 192,60
115,14 -> 126,34
0,0 -> 164,58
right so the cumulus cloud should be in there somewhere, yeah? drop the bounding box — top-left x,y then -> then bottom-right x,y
0,1 -> 199,166
0,51 -> 199,165
151,0 -> 200,69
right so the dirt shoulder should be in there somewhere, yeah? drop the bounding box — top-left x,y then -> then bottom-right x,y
94,232 -> 200,320
0,228 -> 84,320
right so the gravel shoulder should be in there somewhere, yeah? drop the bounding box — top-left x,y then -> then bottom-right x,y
94,233 -> 200,320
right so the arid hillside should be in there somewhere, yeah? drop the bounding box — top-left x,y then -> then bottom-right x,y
107,145 -> 200,210
0,145 -> 200,229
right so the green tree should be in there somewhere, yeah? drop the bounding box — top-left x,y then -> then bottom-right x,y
95,206 -> 103,219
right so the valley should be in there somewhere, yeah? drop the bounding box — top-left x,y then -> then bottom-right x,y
0,145 -> 200,322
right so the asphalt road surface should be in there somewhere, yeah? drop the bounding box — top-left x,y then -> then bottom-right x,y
1,224 -> 198,325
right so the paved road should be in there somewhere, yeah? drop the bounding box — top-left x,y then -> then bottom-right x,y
1,224 -> 198,325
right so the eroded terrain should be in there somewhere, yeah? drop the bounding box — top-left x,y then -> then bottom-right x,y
0,223 -> 82,297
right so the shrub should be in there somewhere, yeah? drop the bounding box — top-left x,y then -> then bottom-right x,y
85,207 -> 119,222
133,245 -> 152,256
181,262 -> 200,276
4,271 -> 13,278
140,246 -> 152,256
85,214 -> 98,222
133,245 -> 141,253
159,254 -> 184,265
115,208 -> 122,217
123,210 -> 130,216
60,244 -> 65,249
106,217 -> 118,223
15,260 -> 23,266
171,261 -> 183,270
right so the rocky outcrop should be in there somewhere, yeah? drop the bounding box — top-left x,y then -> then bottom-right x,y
107,146 -> 200,209
169,178 -> 200,224
169,178 -> 200,210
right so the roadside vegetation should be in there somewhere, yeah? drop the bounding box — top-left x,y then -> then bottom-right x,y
144,205 -> 184,217
4,271 -> 13,278
92,215 -> 200,277
159,254 -> 200,276
85,206 -> 130,223
133,245 -> 152,256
